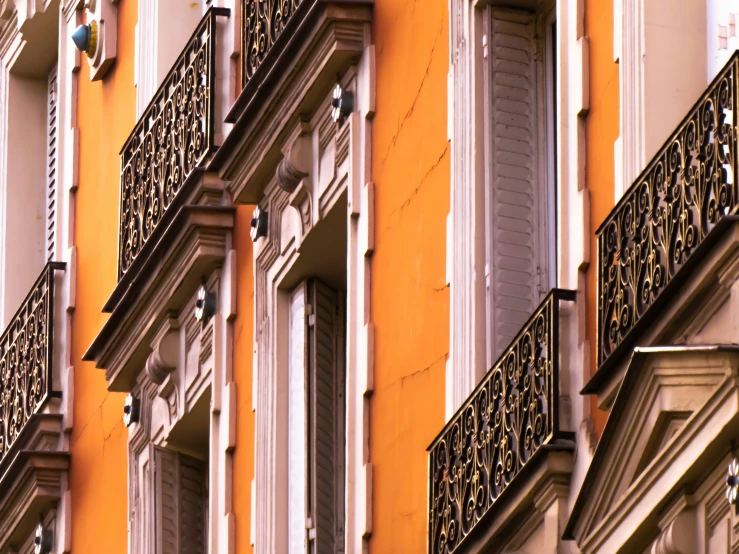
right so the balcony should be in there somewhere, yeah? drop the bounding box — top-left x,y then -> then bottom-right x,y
593,53 -> 739,386
428,289 -> 576,554
117,7 -> 229,282
0,262 -> 64,467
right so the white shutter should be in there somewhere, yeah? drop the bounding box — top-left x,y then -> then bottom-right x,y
288,283 -> 308,554
45,67 -> 58,262
307,280 -> 345,554
487,8 -> 543,359
152,446 -> 207,554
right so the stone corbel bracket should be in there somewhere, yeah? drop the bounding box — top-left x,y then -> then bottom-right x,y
276,126 -> 312,194
146,317 -> 181,386
277,126 -> 314,243
83,0 -> 117,80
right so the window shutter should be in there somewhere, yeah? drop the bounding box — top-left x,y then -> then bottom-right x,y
307,280 -> 345,554
487,8 -> 542,358
45,67 -> 58,262
152,446 -> 208,554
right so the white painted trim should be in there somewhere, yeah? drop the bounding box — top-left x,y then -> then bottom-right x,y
287,283 -> 307,554
447,0 -> 486,417
135,0 -> 206,116
616,0 -> 645,196
252,61 -> 373,554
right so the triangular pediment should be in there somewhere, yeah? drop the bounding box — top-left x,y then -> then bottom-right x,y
566,346 -> 739,547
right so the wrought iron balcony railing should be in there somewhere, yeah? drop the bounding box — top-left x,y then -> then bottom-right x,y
118,7 -> 228,280
241,0 -> 304,89
0,262 -> 64,465
596,53 -> 739,373
428,289 -> 575,554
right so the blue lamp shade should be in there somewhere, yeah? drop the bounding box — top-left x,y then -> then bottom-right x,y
71,24 -> 91,52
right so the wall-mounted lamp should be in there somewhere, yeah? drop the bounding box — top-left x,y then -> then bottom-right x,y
331,84 -> 353,123
71,21 -> 98,57
195,284 -> 217,324
727,459 -> 739,505
34,523 -> 53,554
250,206 -> 268,242
123,393 -> 140,427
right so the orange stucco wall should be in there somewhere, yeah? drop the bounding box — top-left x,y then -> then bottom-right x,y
72,4 -> 256,550
585,0 -> 619,436
369,0 -> 449,551
233,204 -> 255,553
70,1 -> 137,551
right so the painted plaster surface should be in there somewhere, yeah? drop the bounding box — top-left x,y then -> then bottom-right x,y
585,0 -> 618,435
233,205 -> 256,551
71,1 -> 137,551
370,0 -> 450,551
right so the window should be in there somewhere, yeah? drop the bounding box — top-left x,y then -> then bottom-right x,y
483,4 -> 558,364
288,279 -> 346,553
135,0 -> 205,114
0,60 -> 58,327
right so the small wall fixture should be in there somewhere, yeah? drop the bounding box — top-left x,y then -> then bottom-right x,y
727,459 -> 739,505
123,393 -> 140,427
195,284 -> 217,324
250,206 -> 268,242
71,21 -> 98,57
331,84 -> 353,123
34,523 -> 52,554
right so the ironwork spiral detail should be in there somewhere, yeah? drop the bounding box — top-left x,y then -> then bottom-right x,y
597,56 -> 739,368
0,264 -> 60,464
428,291 -> 569,554
118,11 -> 220,280
242,0 -> 303,87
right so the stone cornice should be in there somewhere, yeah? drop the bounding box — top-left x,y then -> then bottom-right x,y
0,414 -> 68,551
83,180 -> 235,391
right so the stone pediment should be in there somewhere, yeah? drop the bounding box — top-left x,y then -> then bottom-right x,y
565,346 -> 739,552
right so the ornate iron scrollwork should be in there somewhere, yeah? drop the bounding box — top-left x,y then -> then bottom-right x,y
241,0 -> 304,88
118,8 -> 227,280
428,289 -> 575,554
597,54 -> 739,370
0,263 -> 64,464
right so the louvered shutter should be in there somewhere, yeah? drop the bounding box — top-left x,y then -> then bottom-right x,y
45,67 -> 58,262
307,280 -> 345,554
152,446 -> 208,554
487,8 -> 543,358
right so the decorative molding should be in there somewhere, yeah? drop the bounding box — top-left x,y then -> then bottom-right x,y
0,415 -> 69,552
651,510 -> 696,554
615,0 -> 645,199
245,63 -> 373,554
446,0 -> 486,418
566,346 -> 739,550
276,131 -> 311,193
289,181 -> 313,242
145,318 -> 180,385
83,188 -> 234,391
